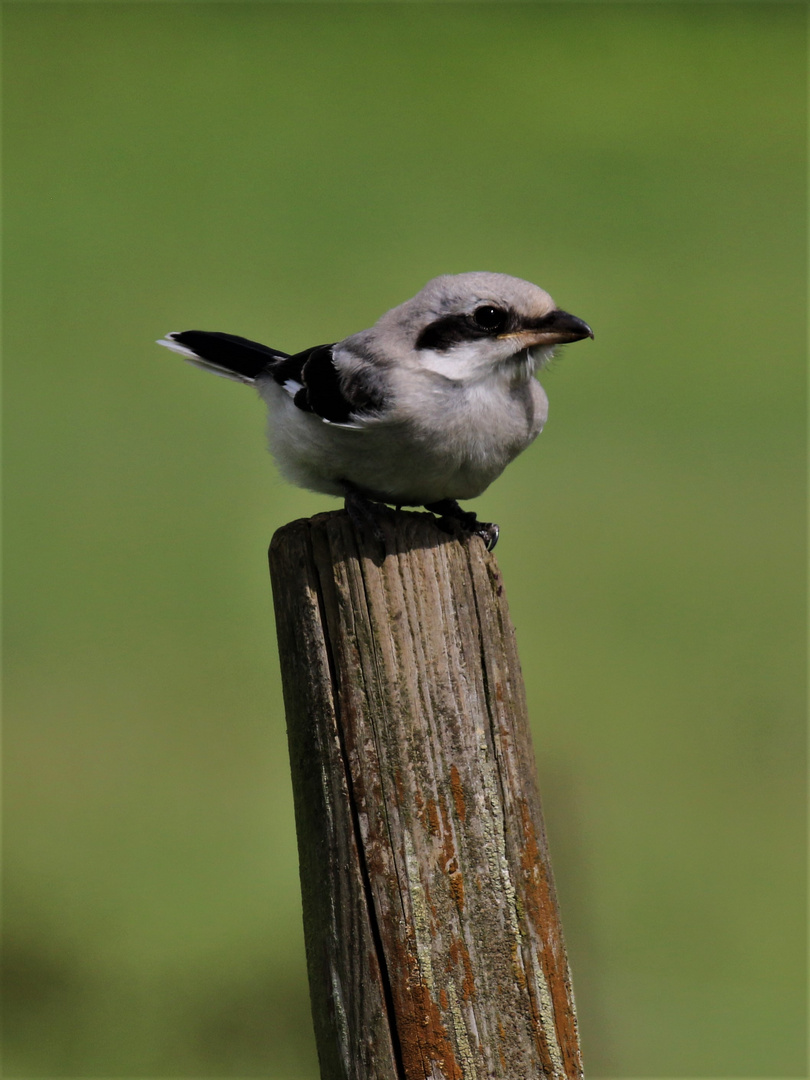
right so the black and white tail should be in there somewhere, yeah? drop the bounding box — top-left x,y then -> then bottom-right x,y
157,331 -> 290,385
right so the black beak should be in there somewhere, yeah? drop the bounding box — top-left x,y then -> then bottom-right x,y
500,308 -> 594,348
534,309 -> 594,345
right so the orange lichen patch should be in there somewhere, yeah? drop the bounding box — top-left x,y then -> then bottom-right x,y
449,870 -> 465,912
448,938 -> 476,1002
449,764 -> 467,823
422,797 -> 440,838
460,949 -> 475,1003
497,1022 -> 508,1072
388,938 -> 464,1080
518,798 -> 582,1076
440,988 -> 448,1010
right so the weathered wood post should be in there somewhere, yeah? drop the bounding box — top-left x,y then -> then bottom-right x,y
269,508 -> 582,1080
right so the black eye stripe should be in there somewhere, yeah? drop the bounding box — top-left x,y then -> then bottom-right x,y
416,308 -> 515,351
522,311 -> 563,332
416,315 -> 484,351
415,307 -> 570,352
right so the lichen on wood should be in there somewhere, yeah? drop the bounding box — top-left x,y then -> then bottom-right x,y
269,509 -> 582,1080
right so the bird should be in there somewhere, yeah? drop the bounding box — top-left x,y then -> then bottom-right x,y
157,272 -> 592,549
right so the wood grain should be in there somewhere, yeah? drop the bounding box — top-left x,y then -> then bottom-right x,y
269,508 -> 582,1080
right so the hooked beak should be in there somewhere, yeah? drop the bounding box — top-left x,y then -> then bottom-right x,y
501,309 -> 594,348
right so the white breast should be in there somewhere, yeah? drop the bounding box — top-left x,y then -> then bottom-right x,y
256,368 -> 547,505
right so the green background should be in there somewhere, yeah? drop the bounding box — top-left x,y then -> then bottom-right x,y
3,3 -> 806,1077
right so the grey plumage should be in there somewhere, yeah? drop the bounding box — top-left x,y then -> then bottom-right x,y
158,272 -> 592,544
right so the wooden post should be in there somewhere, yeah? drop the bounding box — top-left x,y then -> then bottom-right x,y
269,509 -> 582,1080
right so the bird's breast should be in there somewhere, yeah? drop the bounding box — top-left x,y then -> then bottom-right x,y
402,372 -> 545,457
260,370 -> 547,505
384,371 -> 547,499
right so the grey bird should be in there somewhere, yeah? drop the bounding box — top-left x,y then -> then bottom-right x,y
157,272 -> 592,548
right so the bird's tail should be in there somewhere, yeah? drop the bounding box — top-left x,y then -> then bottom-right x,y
157,330 -> 290,385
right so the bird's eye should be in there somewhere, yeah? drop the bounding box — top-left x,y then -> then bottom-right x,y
473,306 -> 507,332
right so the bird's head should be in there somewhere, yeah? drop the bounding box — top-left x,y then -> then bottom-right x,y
378,271 -> 593,383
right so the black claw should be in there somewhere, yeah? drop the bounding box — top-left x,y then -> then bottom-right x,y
475,522 -> 499,551
424,499 -> 500,550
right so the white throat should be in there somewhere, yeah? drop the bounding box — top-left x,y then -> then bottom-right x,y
419,342 -> 546,385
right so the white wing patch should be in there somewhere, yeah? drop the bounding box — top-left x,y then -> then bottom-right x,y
321,417 -> 365,430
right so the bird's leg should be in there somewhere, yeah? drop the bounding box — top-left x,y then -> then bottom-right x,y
342,482 -> 386,543
424,499 -> 478,530
424,499 -> 500,552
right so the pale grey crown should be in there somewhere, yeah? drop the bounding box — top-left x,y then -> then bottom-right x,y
378,272 -> 557,342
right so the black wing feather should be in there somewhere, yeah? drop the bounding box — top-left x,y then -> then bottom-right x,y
167,331 -> 386,424
272,344 -> 386,424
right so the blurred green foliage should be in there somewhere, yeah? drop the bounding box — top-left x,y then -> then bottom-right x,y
3,3 -> 805,1077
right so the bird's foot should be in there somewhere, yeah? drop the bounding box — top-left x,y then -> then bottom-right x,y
474,521 -> 500,551
424,500 -> 500,551
342,484 -> 386,543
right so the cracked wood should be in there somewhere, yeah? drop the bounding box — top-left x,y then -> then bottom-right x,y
269,509 -> 583,1080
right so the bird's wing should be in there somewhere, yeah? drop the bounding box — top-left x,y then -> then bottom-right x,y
158,332 -> 386,428
272,344 -> 387,428
157,331 -> 291,384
